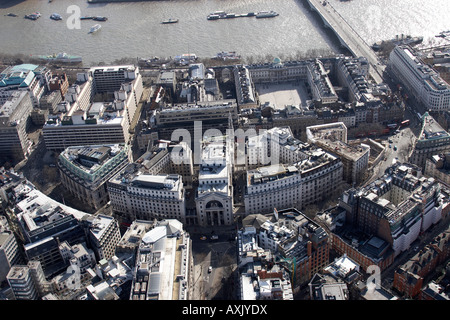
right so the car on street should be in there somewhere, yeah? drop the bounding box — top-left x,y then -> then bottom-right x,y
208,266 -> 212,273
393,146 -> 397,151
200,236 -> 207,240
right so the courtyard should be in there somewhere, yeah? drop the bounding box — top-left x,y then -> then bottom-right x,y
255,81 -> 310,110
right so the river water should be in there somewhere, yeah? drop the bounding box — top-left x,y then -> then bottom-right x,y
0,0 -> 449,66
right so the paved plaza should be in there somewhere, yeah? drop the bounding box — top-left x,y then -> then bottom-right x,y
255,82 -> 310,110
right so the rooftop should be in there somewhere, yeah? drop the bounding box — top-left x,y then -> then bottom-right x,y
59,144 -> 128,183
130,174 -> 181,191
247,164 -> 298,186
7,265 -> 29,281
159,100 -> 237,115
0,91 -> 29,120
14,182 -> 88,230
130,219 -> 187,300
0,64 -> 43,88
89,215 -> 117,241
419,112 -> 450,142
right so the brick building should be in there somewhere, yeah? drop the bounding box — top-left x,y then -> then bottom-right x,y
393,227 -> 450,298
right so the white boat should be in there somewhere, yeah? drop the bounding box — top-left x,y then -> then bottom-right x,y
207,14 -> 220,20
88,24 -> 101,34
161,18 -> 178,24
255,11 -> 279,18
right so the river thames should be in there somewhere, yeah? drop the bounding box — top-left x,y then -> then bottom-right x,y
0,0 -> 449,65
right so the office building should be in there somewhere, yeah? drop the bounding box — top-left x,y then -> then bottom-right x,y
0,64 -> 51,107
12,181 -> 91,277
39,90 -> 63,114
156,70 -> 177,95
42,65 -> 143,150
107,140 -> 195,223
236,227 -> 294,300
7,265 -> 40,300
58,143 -> 131,210
48,73 -> 69,99
246,126 -> 343,210
246,127 -> 308,168
234,65 -> 258,109
420,281 -> 450,301
59,241 -> 96,274
308,273 -> 349,300
116,219 -> 157,256
336,56 -> 375,104
0,90 -> 34,163
108,170 -> 186,223
91,65 -> 141,94
306,122 -> 348,144
242,208 -> 330,286
338,163 -> 444,259
424,153 -> 450,186
306,59 -> 338,105
247,59 -> 308,84
410,112 -> 450,169
389,45 -> 450,111
129,219 -> 191,300
244,164 -> 302,215
83,214 -> 122,262
0,225 -> 23,283
151,99 -> 238,142
393,227 -> 449,298
6,260 -> 47,300
86,280 -> 120,300
306,122 -> 370,185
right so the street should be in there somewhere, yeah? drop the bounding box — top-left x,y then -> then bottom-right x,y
187,226 -> 237,300
365,124 -> 417,186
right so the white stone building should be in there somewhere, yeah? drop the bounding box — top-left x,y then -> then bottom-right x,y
244,165 -> 302,215
390,46 -> 450,112
108,172 -> 186,223
196,137 -> 234,226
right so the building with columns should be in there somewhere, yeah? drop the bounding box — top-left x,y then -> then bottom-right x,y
196,137 -> 234,226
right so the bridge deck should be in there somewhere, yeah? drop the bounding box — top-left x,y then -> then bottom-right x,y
307,0 -> 385,84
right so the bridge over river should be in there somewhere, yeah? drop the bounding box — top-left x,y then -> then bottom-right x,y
306,0 -> 385,84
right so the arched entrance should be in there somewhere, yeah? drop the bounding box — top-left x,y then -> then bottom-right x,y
205,200 -> 225,225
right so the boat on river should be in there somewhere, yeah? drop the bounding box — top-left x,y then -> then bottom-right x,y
161,18 -> 178,24
89,24 -> 102,34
